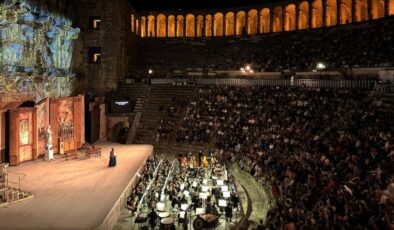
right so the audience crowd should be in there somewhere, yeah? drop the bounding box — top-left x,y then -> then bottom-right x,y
173,86 -> 394,229
135,17 -> 394,73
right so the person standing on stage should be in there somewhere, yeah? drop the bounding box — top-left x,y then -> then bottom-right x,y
109,148 -> 116,167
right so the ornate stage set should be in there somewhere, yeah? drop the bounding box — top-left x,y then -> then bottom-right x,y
0,0 -> 85,208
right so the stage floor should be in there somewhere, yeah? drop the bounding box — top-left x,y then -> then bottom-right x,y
0,142 -> 152,230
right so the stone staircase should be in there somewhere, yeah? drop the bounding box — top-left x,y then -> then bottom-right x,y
0,163 -> 34,208
132,85 -> 207,155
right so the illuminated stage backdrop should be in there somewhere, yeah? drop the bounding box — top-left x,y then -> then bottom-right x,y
0,0 -> 80,101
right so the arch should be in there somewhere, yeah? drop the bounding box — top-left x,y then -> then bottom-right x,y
225,12 -> 235,36
141,16 -> 146,37
284,4 -> 296,31
355,0 -> 368,21
214,12 -> 224,36
131,14 -> 135,32
136,19 -> 139,35
311,0 -> 323,28
391,0 -> 394,15
340,0 -> 352,24
147,15 -> 155,37
260,9 -> 270,33
157,14 -> 166,37
272,7 -> 283,32
326,0 -> 337,26
247,9 -> 258,35
371,0 -> 385,19
236,11 -> 246,35
197,15 -> 204,37
205,15 -> 213,37
298,1 -> 309,29
186,14 -> 195,37
177,15 -> 184,37
168,15 -> 176,37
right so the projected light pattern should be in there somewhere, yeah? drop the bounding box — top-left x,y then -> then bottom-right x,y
0,0 -> 80,77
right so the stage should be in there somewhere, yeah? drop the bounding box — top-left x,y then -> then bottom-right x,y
0,142 -> 153,230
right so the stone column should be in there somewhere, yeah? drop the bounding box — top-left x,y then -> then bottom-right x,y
271,8 -> 275,32
296,4 -> 300,30
175,18 -> 178,37
258,11 -> 261,33
384,0 -> 389,16
309,2 -> 313,28
352,0 -> 356,22
222,15 -> 225,36
337,0 -> 341,24
323,0 -> 327,27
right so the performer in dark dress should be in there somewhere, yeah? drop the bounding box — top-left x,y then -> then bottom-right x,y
109,148 -> 117,167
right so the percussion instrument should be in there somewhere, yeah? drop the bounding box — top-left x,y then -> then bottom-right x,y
192,214 -> 218,230
135,213 -> 147,223
160,217 -> 174,230
158,211 -> 170,218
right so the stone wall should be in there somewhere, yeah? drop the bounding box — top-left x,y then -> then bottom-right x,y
67,0 -> 137,95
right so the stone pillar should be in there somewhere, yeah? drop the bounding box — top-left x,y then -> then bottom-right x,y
323,0 -> 327,27
281,6 -> 285,31
309,2 -> 313,28
337,0 -> 341,24
271,8 -> 275,32
145,18 -> 148,37
195,16 -> 198,37
296,5 -> 300,30
183,17 -> 186,37
153,16 -> 156,37
175,18 -> 178,37
258,11 -> 261,33
352,0 -> 356,22
245,13 -> 249,35
384,0 -> 389,16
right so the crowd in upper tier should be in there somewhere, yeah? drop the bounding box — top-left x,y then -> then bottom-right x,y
135,17 -> 394,74
163,85 -> 394,229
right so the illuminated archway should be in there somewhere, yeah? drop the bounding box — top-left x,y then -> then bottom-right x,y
177,15 -> 184,37
340,0 -> 352,24
326,0 -> 337,26
197,15 -> 204,37
371,0 -> 385,19
272,7 -> 283,32
157,14 -> 166,37
311,0 -> 323,28
355,0 -> 368,21
390,0 -> 394,15
205,15 -> 213,36
168,15 -> 175,37
298,1 -> 309,29
247,9 -> 258,35
214,13 -> 224,36
284,4 -> 296,31
141,16 -> 146,37
236,11 -> 246,35
225,12 -> 235,36
131,14 -> 135,32
186,14 -> 195,37
147,15 -> 155,37
260,8 -> 270,33
136,19 -> 139,35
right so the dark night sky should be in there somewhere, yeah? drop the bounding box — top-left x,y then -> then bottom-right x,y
129,0 -> 276,11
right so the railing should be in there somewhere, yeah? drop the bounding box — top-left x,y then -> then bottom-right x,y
6,171 -> 25,191
150,78 -> 375,89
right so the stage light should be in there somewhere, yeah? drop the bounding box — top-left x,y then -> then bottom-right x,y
218,199 -> 227,207
316,62 -> 326,70
148,69 -> 153,74
245,65 -> 251,71
157,202 -> 165,211
181,203 -> 188,211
